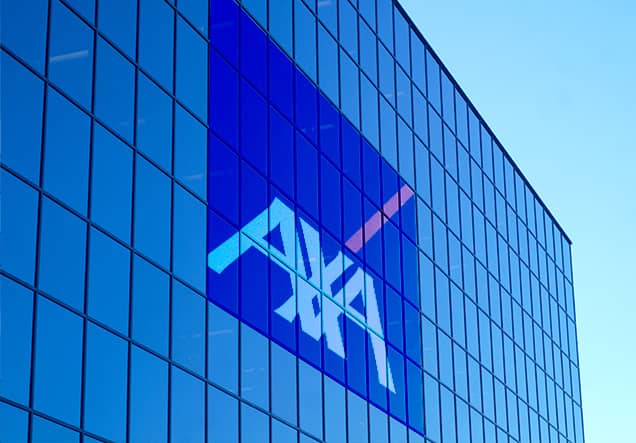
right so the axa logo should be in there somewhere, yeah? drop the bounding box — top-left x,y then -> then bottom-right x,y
207,198 -> 397,393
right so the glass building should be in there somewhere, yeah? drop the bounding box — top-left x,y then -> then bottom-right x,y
0,0 -> 584,442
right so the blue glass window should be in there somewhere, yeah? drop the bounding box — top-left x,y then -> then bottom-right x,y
176,18 -> 207,119
377,0 -> 394,49
171,367 -> 205,443
243,0 -> 266,24
64,0 -> 94,22
209,135 -> 240,224
380,98 -> 397,168
361,75 -> 380,146
340,50 -> 360,128
43,89 -> 90,215
324,378 -> 346,443
33,298 -> 83,425
87,228 -> 130,333
208,302 -> 238,392
268,107 -> 294,198
0,51 -> 44,183
179,0 -> 208,35
211,0 -> 238,66
295,1 -> 317,80
130,346 -> 168,442
360,19 -> 378,84
378,43 -> 395,105
172,280 -> 206,375
424,374 -> 440,441
31,416 -> 79,443
240,12 -> 267,95
406,361 -> 424,433
299,361 -> 324,439
98,0 -> 136,57
91,124 -> 133,242
38,198 -> 87,310
48,0 -> 93,108
318,24 -> 339,103
95,38 -> 134,142
271,342 -> 298,424
426,51 -> 441,112
139,0 -> 174,90
296,133 -> 319,220
398,119 -> 414,185
0,277 -> 33,405
339,0 -> 358,60
241,403 -> 269,443
0,401 -> 28,442
208,385 -> 238,443
173,184 -> 206,290
349,392 -> 370,442
396,67 -> 412,124
132,255 -> 169,355
268,0 -> 292,53
241,324 -> 269,409
268,41 -> 294,120
0,0 -> 48,72
394,8 -> 410,72
295,71 -> 318,145
369,405 -> 388,443
134,156 -> 171,268
273,419 -> 297,443
137,73 -> 173,172
84,323 -> 127,442
0,171 -> 38,284
211,51 -> 239,148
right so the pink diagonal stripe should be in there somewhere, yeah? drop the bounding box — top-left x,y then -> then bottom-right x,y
345,184 -> 415,253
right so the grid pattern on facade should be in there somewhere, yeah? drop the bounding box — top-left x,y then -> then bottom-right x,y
0,0 -> 584,442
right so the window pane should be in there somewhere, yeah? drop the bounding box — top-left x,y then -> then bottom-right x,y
84,323 -> 128,442
340,50 -> 360,128
139,0 -> 174,90
171,367 -> 205,443
324,377 -> 346,443
0,0 -> 48,72
0,401 -> 28,442
91,123 -> 133,242
97,0 -> 136,58
176,18 -> 207,119
43,89 -> 90,215
208,385 -> 238,443
0,50 -> 44,183
272,419 -> 297,443
271,342 -> 297,424
0,277 -> 33,405
241,403 -> 269,443
130,346 -> 168,443
132,255 -> 169,355
31,416 -> 79,443
269,0 -> 292,53
95,37 -> 134,141
38,198 -> 87,310
179,0 -> 208,35
318,24 -> 339,103
172,280 -> 205,375
299,361 -> 323,439
137,73 -> 173,172
241,324 -> 269,409
208,302 -> 238,393
173,185 -> 206,290
87,228 -> 130,333
0,170 -> 38,284
294,1 -> 316,81
33,297 -> 83,425
48,0 -> 94,108
175,105 -> 207,199
134,156 -> 171,268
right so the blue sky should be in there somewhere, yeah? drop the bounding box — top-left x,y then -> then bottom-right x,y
399,0 -> 636,441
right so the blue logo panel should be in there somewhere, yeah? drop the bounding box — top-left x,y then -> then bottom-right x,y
207,0 -> 422,434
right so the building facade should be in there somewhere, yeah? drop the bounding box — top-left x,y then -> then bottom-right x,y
0,0 -> 584,442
